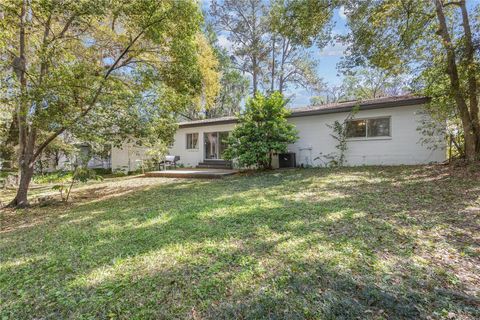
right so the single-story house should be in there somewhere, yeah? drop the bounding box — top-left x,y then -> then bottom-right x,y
111,95 -> 446,171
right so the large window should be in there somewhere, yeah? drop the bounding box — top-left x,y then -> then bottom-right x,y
186,133 -> 199,149
346,117 -> 391,138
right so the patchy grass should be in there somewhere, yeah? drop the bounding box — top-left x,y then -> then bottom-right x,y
0,166 -> 479,319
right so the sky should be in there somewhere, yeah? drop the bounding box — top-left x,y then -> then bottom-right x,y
201,1 -> 350,107
287,6 -> 349,106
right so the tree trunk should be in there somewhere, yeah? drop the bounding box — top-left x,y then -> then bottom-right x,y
270,36 -> 276,92
459,0 -> 480,150
278,38 -> 288,95
9,160 -> 34,208
434,0 -> 478,161
7,0 -> 35,208
252,56 -> 258,94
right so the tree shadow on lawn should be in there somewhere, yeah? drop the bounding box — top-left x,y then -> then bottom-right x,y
1,166 -> 479,319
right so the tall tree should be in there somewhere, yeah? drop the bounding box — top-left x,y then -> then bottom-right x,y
182,32 -> 221,120
191,24 -> 249,119
340,67 -> 408,100
210,0 -> 331,96
267,0 -> 333,94
0,0 -> 206,207
210,0 -> 269,94
341,0 -> 480,161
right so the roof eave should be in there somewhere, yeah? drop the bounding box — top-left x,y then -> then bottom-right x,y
290,96 -> 430,118
178,118 -> 238,128
178,96 -> 430,128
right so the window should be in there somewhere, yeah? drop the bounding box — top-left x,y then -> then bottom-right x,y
346,119 -> 366,138
367,117 -> 390,137
346,117 -> 390,138
186,133 -> 198,149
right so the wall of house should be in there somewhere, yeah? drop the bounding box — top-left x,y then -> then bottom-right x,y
111,104 -> 446,170
168,104 -> 445,168
169,123 -> 236,168
289,104 -> 445,166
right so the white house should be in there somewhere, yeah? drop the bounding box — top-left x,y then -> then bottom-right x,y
111,95 -> 446,170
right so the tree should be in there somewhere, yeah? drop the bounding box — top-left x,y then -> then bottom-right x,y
182,32 -> 221,120
0,105 -> 16,169
341,0 -> 479,161
223,92 -> 298,169
185,24 -> 249,120
340,67 -> 409,100
309,67 -> 408,105
209,0 -> 330,96
210,0 -> 269,94
310,85 -> 346,104
267,0 -> 332,94
0,0 -> 207,207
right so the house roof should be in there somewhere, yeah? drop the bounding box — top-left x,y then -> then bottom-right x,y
178,95 -> 429,128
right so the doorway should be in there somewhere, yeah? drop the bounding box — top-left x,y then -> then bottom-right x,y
204,131 -> 229,160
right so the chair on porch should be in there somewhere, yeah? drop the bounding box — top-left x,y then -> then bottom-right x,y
159,155 -> 180,171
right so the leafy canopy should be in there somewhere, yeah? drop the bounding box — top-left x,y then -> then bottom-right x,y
340,0 -> 480,159
223,92 -> 298,169
0,0 -> 207,149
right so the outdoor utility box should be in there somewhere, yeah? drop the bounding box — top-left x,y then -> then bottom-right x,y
279,153 -> 296,168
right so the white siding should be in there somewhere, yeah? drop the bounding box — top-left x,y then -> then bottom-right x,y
111,142 -> 148,172
169,123 -> 236,168
112,104 -> 446,169
289,104 -> 445,166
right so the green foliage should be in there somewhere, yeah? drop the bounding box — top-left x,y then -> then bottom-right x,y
270,0 -> 335,47
204,24 -> 250,118
210,0 -> 331,94
1,0 -> 211,205
223,92 -> 298,169
316,107 -> 358,167
33,171 -> 73,184
341,1 -> 479,158
341,67 -> 408,99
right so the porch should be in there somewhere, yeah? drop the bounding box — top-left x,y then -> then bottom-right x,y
144,168 -> 238,179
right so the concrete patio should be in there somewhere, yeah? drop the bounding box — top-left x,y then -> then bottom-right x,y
144,168 -> 238,179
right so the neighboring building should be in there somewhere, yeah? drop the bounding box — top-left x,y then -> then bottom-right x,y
111,141 -> 149,172
37,143 -> 111,173
111,95 -> 446,171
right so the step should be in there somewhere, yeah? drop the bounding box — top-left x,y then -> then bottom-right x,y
202,159 -> 230,164
197,160 -> 232,169
197,163 -> 232,169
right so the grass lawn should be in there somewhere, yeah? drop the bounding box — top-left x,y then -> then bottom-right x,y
1,166 -> 479,319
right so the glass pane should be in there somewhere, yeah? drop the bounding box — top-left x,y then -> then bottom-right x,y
204,132 -> 218,159
186,133 -> 198,149
346,120 -> 366,138
191,133 -> 198,148
367,118 -> 390,137
219,131 -> 229,159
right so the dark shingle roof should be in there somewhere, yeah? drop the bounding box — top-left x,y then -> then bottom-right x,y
178,95 -> 429,128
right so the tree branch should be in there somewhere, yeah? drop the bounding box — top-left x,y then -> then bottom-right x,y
32,15 -> 169,161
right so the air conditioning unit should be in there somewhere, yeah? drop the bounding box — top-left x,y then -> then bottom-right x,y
279,152 -> 296,168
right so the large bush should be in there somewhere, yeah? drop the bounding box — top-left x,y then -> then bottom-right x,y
223,92 -> 298,169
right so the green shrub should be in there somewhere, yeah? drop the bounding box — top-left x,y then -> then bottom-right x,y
223,92 -> 298,169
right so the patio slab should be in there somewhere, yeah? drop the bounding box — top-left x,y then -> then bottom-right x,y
144,168 -> 238,179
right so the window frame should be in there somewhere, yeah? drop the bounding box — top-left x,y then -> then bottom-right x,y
345,116 -> 392,140
186,132 -> 199,150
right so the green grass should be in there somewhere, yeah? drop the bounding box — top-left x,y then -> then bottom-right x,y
1,166 -> 479,319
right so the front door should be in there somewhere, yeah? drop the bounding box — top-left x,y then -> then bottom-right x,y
204,131 -> 229,160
